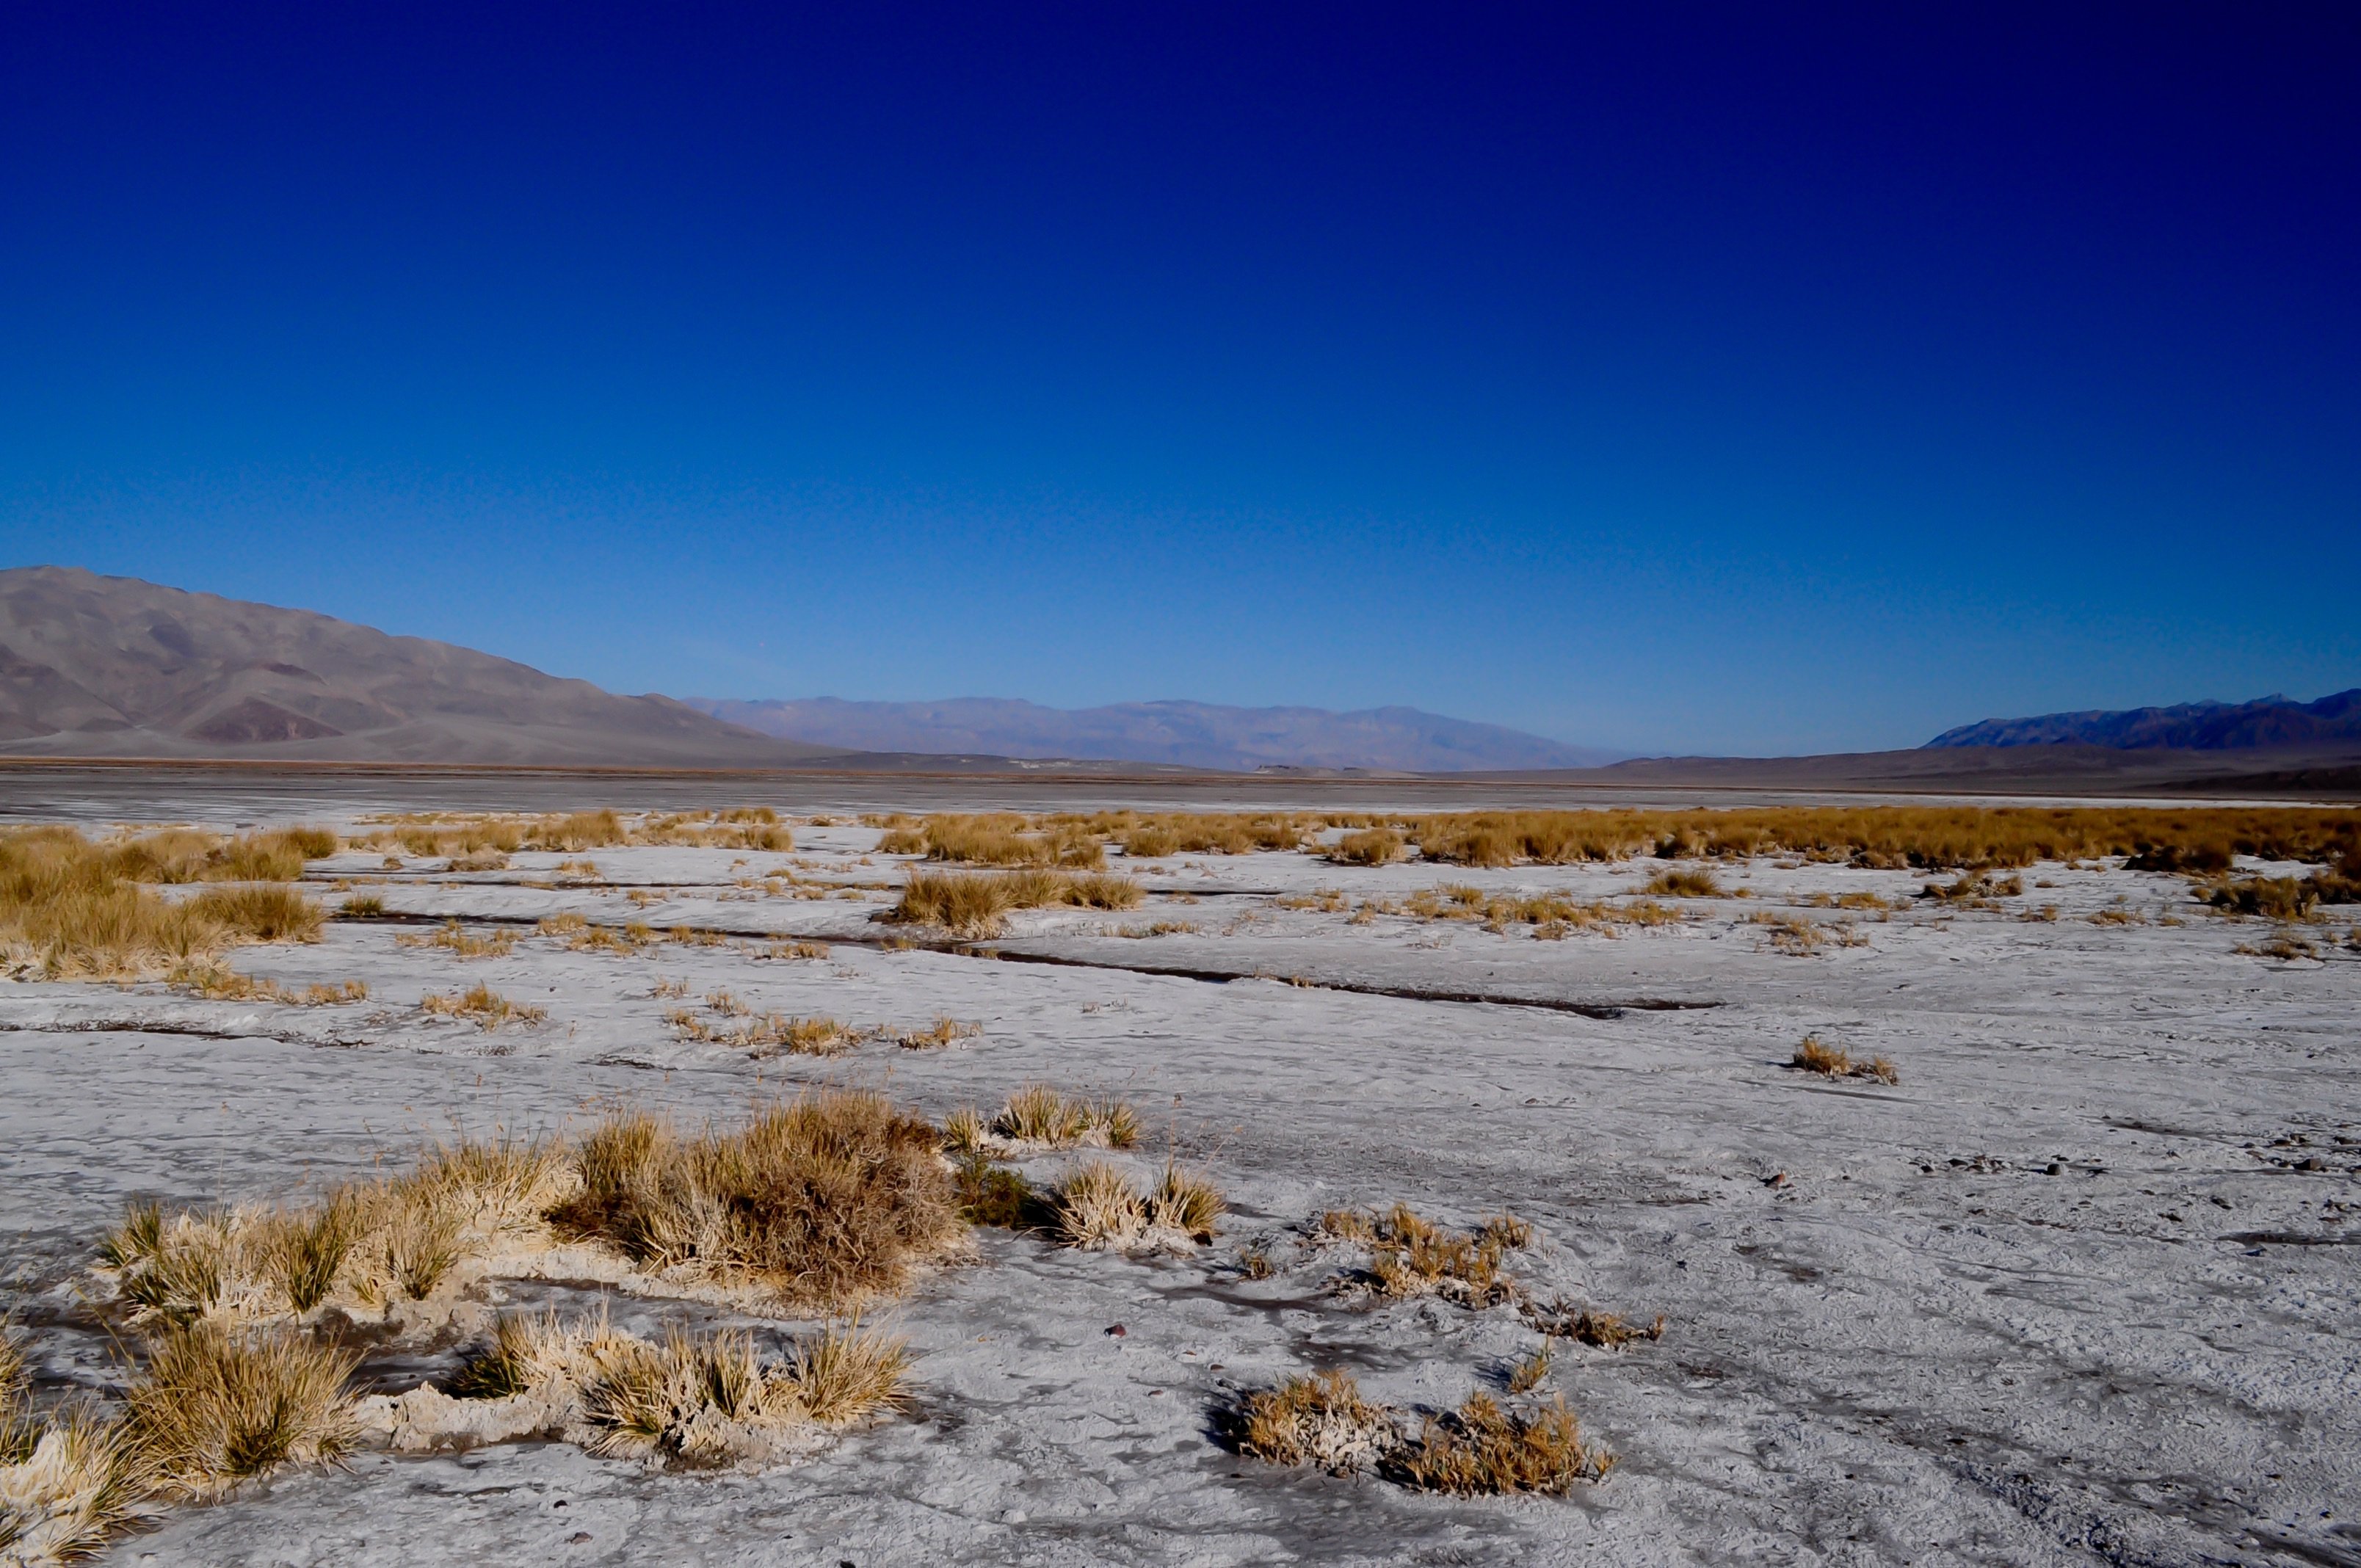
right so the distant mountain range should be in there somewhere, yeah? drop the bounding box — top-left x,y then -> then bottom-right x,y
0,566 -> 842,766
689,697 -> 1624,774
1926,689 -> 2361,750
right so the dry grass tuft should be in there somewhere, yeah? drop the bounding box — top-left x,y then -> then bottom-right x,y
1790,1035 -> 1898,1084
120,1323 -> 358,1498
1644,868 -> 1725,897
396,920 -> 516,958
1504,1341 -> 1553,1393
420,984 -> 545,1031
545,1091 -> 962,1307
1749,911 -> 1829,954
1233,1369 -> 1394,1475
1389,1393 -> 1614,1495
903,814 -> 1106,870
0,830 -> 339,979
336,893 -> 385,918
990,1086 -> 1137,1149
1048,1160 -> 1221,1250
887,868 -> 1143,937
1334,1205 -> 1522,1307
761,940 -> 832,962
896,1017 -> 982,1050
1327,828 -> 1405,866
169,962 -> 367,1006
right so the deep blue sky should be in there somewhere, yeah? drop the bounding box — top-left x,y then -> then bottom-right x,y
2,4 -> 2355,755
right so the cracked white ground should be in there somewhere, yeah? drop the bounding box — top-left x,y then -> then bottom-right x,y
2,809 -> 2355,1567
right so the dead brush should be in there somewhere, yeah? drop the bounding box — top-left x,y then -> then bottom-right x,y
1504,1341 -> 1553,1393
0,1346 -> 139,1561
887,868 -> 1143,937
896,1017 -> 982,1050
1388,1393 -> 1614,1495
1919,871 -> 2023,908
1277,888 -> 1347,912
1399,805 -> 2361,871
1643,867 -> 1725,897
2236,930 -> 2322,962
168,962 -> 367,1006
1327,828 -> 1405,866
2088,905 -> 2147,926
420,984 -> 545,1031
1050,1161 -> 1219,1249
119,1322 -> 358,1498
336,893 -> 385,918
396,920 -> 516,958
1109,920 -> 1201,937
761,940 -> 831,961
545,1091 -> 962,1308
990,1086 -> 1137,1148
1522,1296 -> 1667,1349
1790,1034 -> 1898,1085
1749,912 -> 1827,954
1232,1369 -> 1396,1475
1333,1205 -> 1526,1307
911,813 -> 1106,870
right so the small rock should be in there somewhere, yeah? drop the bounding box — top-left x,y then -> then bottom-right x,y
567,1533 -> 592,1545
2046,1163 -> 2064,1175
1105,1324 -> 1126,1337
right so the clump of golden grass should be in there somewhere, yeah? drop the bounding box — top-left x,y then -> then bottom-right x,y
336,893 -> 385,918
119,1322 -> 357,1498
0,1326 -> 144,1562
886,868 -> 1143,937
1799,890 -> 1896,912
545,1092 -> 961,1308
396,919 -> 517,958
1644,868 -> 1725,897
1048,1161 -> 1224,1251
1520,1296 -> 1667,1349
1748,911 -> 1828,954
1790,1035 -> 1898,1084
1385,885 -> 1683,937
1919,871 -> 2023,907
1327,828 -> 1405,866
0,830 -> 327,979
990,1086 -> 1139,1149
761,939 -> 831,961
1404,805 -> 2361,871
1233,1369 -> 1395,1474
1109,920 -> 1201,937
1504,1341 -> 1553,1393
1363,1205 -> 1517,1306
99,1139 -> 574,1331
1276,888 -> 1346,912
445,1312 -> 905,1467
1388,1393 -> 1614,1495
940,1106 -> 987,1156
896,1017 -> 982,1050
666,1008 -> 855,1056
2204,876 -> 2332,921
898,813 -> 1106,870
420,984 -> 545,1030
2088,905 -> 2147,926
168,962 -> 367,1006
2235,931 -> 2322,962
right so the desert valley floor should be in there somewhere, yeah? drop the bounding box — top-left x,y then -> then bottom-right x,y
1,783 -> 2355,1567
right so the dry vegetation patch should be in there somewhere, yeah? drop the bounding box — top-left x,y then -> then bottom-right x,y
0,829 -> 327,979
887,868 -> 1144,937
420,984 -> 546,1030
1791,1035 -> 1898,1085
397,919 -> 517,958
169,962 -> 368,1006
545,1093 -> 962,1308
1230,1371 -> 1613,1495
988,1086 -> 1139,1149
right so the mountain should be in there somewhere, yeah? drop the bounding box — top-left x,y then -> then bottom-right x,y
1926,689 -> 2361,751
0,566 -> 852,766
689,696 -> 1623,774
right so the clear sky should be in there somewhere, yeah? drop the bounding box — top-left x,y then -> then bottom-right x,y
2,4 -> 2354,756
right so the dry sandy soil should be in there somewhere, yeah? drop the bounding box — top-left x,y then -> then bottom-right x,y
2,803 -> 2356,1567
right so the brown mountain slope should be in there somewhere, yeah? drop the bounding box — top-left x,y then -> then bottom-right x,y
0,567 -> 855,766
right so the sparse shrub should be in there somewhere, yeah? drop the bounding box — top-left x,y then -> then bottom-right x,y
1233,1369 -> 1394,1475
120,1323 -> 358,1497
336,893 -> 385,918
1051,1162 -> 1148,1249
1388,1393 -> 1613,1495
396,920 -> 515,958
1327,829 -> 1405,866
1505,1341 -> 1553,1394
888,868 -> 1143,937
420,984 -> 545,1030
1749,912 -> 1827,954
990,1086 -> 1136,1148
896,1016 -> 982,1050
1149,1164 -> 1224,1242
1790,1035 -> 1898,1084
169,962 -> 367,1006
545,1091 -> 962,1307
1644,868 -> 1724,897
